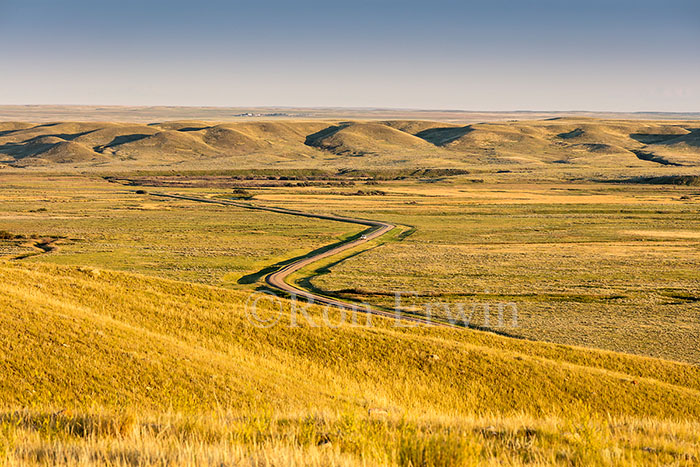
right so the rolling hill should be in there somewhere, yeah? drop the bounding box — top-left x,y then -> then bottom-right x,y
0,118 -> 698,171
305,122 -> 436,156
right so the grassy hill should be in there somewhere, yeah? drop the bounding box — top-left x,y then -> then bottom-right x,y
1,261 -> 699,464
305,122 -> 437,156
1,118 -> 698,171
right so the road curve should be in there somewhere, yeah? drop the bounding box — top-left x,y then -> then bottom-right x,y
149,192 -> 446,327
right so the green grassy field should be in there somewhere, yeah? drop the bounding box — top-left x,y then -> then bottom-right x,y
0,175 -> 361,287
1,174 -> 698,364
288,182 -> 700,364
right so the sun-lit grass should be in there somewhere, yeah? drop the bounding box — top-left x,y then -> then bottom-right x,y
2,409 -> 699,466
1,260 -> 700,464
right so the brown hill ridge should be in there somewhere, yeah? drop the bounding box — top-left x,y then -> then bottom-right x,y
0,118 -> 698,170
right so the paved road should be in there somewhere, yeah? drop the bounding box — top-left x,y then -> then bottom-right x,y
150,192 -> 446,327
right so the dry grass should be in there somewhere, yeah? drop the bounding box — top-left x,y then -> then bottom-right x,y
2,409 -> 699,466
1,260 -> 700,464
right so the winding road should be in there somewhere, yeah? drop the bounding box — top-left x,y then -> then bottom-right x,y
150,192 -> 445,326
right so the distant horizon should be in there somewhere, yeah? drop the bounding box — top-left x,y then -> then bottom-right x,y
2,104 -> 699,125
2,104 -> 698,114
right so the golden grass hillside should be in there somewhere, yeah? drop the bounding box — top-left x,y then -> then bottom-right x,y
1,261 -> 700,464
1,118 -> 698,171
304,122 -> 437,156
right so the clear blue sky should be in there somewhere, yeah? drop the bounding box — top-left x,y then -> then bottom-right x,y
1,0 -> 698,111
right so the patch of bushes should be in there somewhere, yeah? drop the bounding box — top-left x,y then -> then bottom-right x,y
625,175 -> 700,186
0,230 -> 24,240
352,190 -> 386,196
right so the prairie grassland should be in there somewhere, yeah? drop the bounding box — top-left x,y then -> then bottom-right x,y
2,173 -> 700,464
2,174 -> 698,364
0,175 -> 361,286
249,180 -> 700,364
1,261 -> 700,465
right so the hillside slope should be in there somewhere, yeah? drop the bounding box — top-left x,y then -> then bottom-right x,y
3,261 -> 698,415
2,261 -> 700,463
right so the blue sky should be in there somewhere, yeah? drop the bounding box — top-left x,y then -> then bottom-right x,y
1,0 -> 698,111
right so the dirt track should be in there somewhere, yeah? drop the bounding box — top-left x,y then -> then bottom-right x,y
150,192 -> 445,326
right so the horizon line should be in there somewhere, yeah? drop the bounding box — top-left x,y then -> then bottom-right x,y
1,104 -> 698,115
